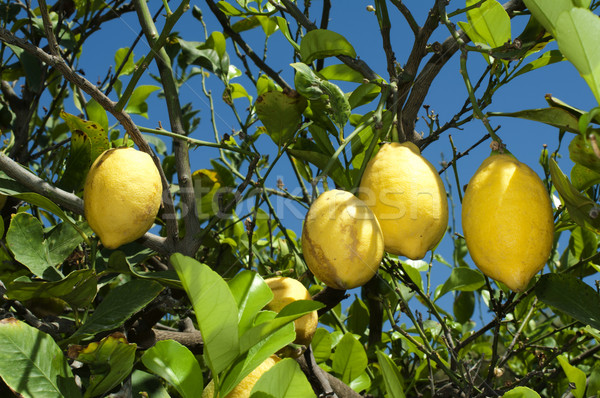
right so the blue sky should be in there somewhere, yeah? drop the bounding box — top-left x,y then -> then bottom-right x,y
77,1 -> 597,321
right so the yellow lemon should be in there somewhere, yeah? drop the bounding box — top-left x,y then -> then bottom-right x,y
84,148 -> 162,249
462,154 -> 554,292
201,355 -> 280,398
358,142 -> 448,259
301,189 -> 384,290
264,277 -> 318,346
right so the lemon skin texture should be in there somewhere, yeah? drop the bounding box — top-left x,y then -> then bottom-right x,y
84,148 -> 162,249
264,277 -> 318,346
201,355 -> 281,398
301,189 -> 384,290
461,154 -> 554,292
358,142 -> 449,259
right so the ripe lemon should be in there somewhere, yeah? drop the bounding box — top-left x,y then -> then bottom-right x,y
462,154 -> 554,292
201,355 -> 280,398
83,147 -> 162,249
301,189 -> 384,290
358,142 -> 448,259
264,277 -> 318,346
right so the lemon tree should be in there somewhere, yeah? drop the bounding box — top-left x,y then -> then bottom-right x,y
0,1 -> 600,398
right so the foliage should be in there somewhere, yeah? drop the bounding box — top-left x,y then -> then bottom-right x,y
0,0 -> 599,397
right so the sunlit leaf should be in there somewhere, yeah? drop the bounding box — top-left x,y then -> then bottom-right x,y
332,333 -> 368,384
557,355 -> 586,398
300,29 -> 356,64
376,351 -> 406,398
255,90 -> 307,147
250,358 -> 316,398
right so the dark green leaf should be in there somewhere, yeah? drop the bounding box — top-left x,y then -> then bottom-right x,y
536,273 -> 600,330
571,163 -> 600,191
437,267 -> 485,299
71,279 -> 164,340
569,133 -> 600,174
6,269 -> 97,308
487,107 -> 580,133
453,291 -> 475,324
514,50 -> 565,78
300,29 -> 356,64
70,333 -> 136,397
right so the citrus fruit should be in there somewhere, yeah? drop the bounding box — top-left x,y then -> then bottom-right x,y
264,277 -> 318,345
201,355 -> 280,398
462,154 -> 554,291
358,142 -> 448,259
301,189 -> 384,290
83,147 -> 162,249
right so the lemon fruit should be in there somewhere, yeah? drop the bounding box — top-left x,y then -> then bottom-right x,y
461,154 -> 554,292
358,142 -> 448,259
264,277 -> 318,346
201,355 -> 280,398
301,189 -> 384,290
83,147 -> 162,249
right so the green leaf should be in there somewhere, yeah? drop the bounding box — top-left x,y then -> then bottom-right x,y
105,250 -> 182,289
6,44 -> 43,93
0,318 -> 81,398
60,111 -> 109,164
465,0 -> 511,48
571,163 -> 600,191
555,8 -> 600,105
250,358 -> 316,398
6,269 -> 97,308
86,99 -> 109,133
228,271 -> 273,335
549,158 -> 600,230
454,291 -> 476,324
319,64 -> 366,83
311,328 -> 332,363
557,355 -> 587,398
503,386 -> 541,398
300,29 -> 356,64
141,340 -> 203,398
346,297 -> 369,335
239,300 -> 323,354
569,133 -> 600,173
522,0 -> 573,36
124,85 -> 160,118
332,333 -> 368,384
59,127 -> 92,193
70,333 -> 136,398
436,267 -> 486,299
275,16 -> 300,52
536,273 -> 600,330
375,351 -> 406,398
487,107 -> 580,133
171,253 -> 240,374
514,50 -> 566,78
131,370 -> 170,398
6,213 -> 64,281
348,82 -> 381,109
255,90 -> 307,147
71,279 -> 164,340
114,47 -> 137,76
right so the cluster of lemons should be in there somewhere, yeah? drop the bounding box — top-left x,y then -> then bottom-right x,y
82,143 -> 554,397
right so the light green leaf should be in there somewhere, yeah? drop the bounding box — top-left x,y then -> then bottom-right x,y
171,253 -> 240,375
141,340 -> 203,398
228,270 -> 273,335
522,0 -> 574,36
332,333 -> 368,384
555,8 -> 600,105
124,85 -> 160,118
114,47 -> 136,76
514,50 -> 566,78
250,358 -> 316,398
503,386 -> 541,398
376,351 -> 406,398
311,328 -> 332,363
0,318 -> 81,398
275,16 -> 300,52
300,29 -> 357,64
465,0 -> 511,48
436,267 -> 486,299
320,63 -> 366,83
557,355 -> 586,398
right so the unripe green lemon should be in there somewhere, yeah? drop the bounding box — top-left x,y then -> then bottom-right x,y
462,154 -> 554,292
84,148 -> 162,249
358,142 -> 449,259
301,189 -> 384,290
201,355 -> 280,398
264,277 -> 318,346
